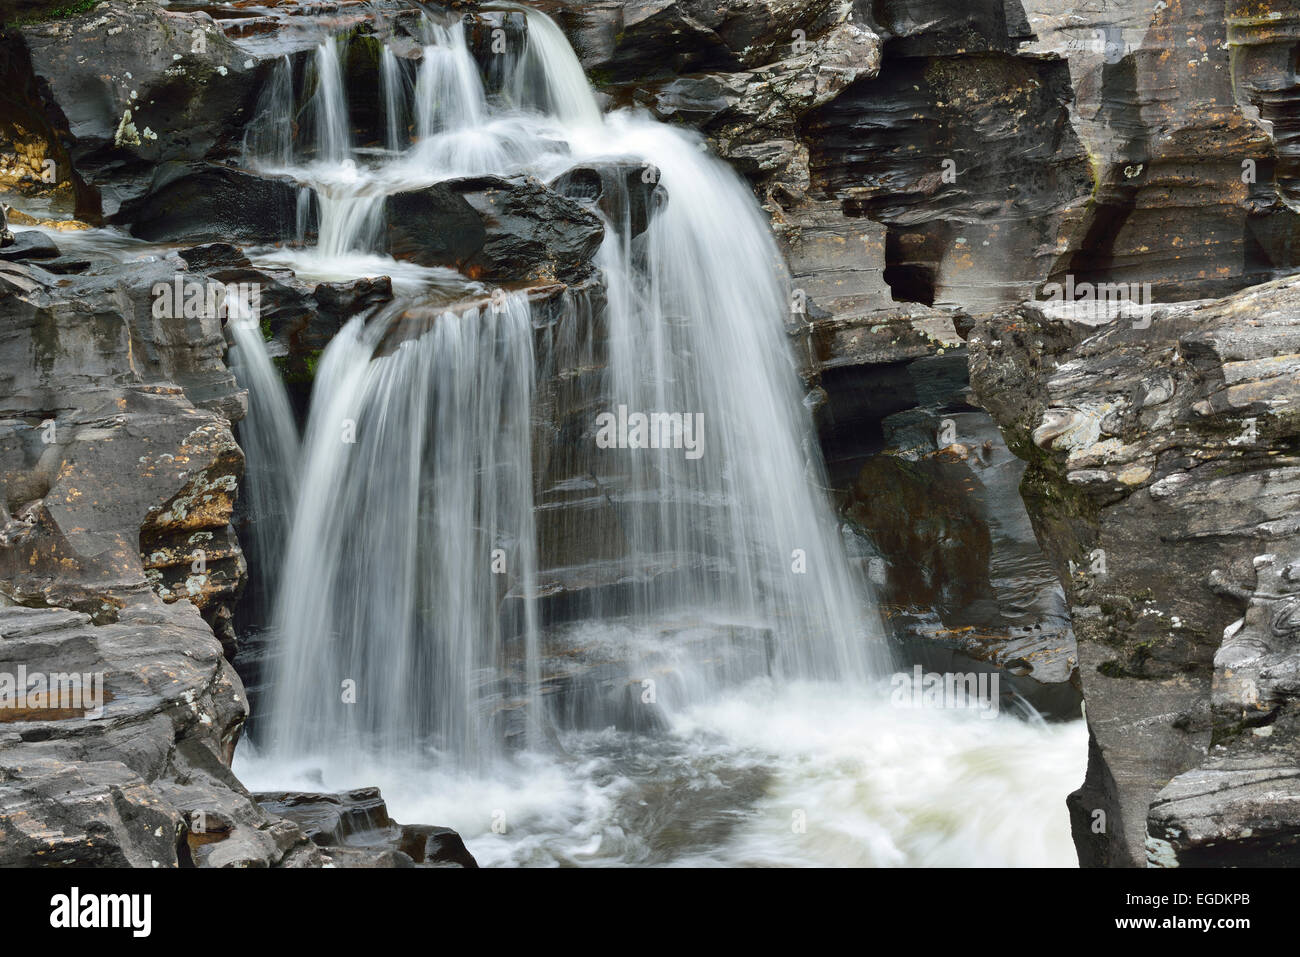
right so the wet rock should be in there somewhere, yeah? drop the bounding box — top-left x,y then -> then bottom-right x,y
112,163 -> 307,245
255,787 -> 478,868
384,182 -> 485,271
396,824 -> 478,868
11,0 -> 271,219
255,787 -> 391,846
314,275 -> 392,319
320,846 -> 417,868
547,0 -> 849,81
551,161 -> 664,238
341,28 -> 387,148
0,229 -> 57,261
178,242 -> 252,271
969,273 -> 1300,866
386,175 -> 604,281
299,275 -> 394,360
832,350 -> 1080,708
0,602 -> 319,867
450,174 -> 604,281
464,8 -> 528,95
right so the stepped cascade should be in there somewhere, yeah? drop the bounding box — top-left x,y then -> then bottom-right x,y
219,8 -> 1084,866
237,8 -> 887,771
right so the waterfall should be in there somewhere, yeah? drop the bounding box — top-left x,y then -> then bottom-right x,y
244,54 -> 294,167
254,8 -> 884,768
246,1 -> 881,748
306,40 -> 352,165
413,22 -> 488,136
266,295 -> 540,768
380,46 -> 409,153
505,5 -> 603,127
584,118 -> 885,686
226,307 -> 300,609
228,7 -> 1088,867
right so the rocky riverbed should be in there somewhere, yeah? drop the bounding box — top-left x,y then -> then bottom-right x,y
0,0 -> 1296,867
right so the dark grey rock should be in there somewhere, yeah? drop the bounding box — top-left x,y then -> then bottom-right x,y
113,163 -> 306,245
0,229 -> 57,261
255,787 -> 478,868
386,175 -> 604,281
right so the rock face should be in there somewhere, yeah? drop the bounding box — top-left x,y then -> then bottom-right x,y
0,242 -> 313,864
386,175 -> 605,282
113,164 -> 307,245
254,788 -> 479,868
6,0 -> 274,220
0,234 -> 476,865
968,275 -> 1300,866
1023,0 -> 1300,302
0,603 -> 321,867
0,257 -> 245,621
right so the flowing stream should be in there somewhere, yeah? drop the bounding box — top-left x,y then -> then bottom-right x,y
231,7 -> 1086,866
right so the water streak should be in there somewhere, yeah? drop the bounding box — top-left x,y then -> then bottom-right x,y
266,295 -> 540,767
227,312 -> 300,607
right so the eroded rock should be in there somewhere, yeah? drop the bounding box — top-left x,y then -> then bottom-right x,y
969,274 -> 1300,866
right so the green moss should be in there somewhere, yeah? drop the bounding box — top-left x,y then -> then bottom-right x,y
345,33 -> 383,74
11,0 -> 102,26
273,349 -> 323,385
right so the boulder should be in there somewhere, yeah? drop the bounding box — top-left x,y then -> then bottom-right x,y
0,603 -> 321,868
550,161 -> 664,238
0,229 -> 57,260
12,0 -> 272,219
112,163 -> 307,245
385,175 -> 604,281
255,787 -> 479,868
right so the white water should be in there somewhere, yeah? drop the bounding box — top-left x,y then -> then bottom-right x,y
238,679 -> 1086,866
233,6 -> 1086,865
227,311 -> 300,606
265,294 -> 540,766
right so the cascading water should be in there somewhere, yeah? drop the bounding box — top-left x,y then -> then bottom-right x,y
380,46 -> 410,153
499,2 -> 602,127
233,6 -> 1086,866
226,311 -> 300,609
305,39 -> 353,164
588,120 -> 885,686
265,295 -> 540,768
